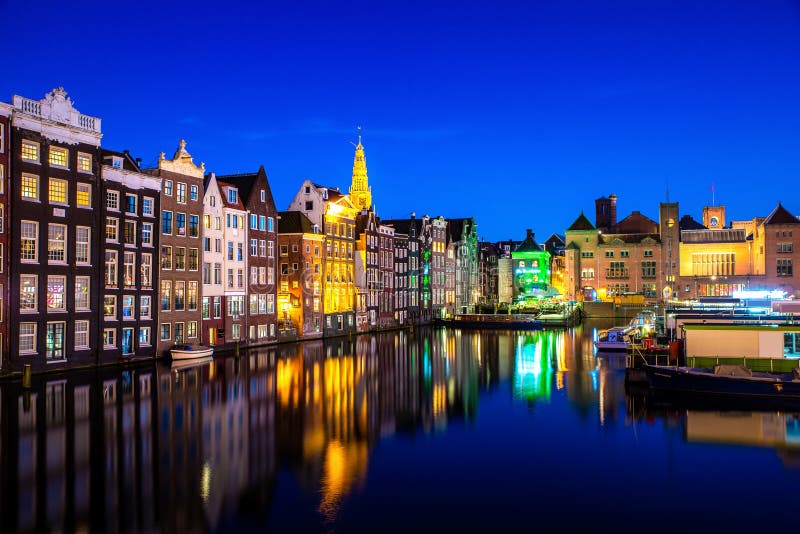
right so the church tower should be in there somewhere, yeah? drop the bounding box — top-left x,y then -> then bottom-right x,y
349,135 -> 372,211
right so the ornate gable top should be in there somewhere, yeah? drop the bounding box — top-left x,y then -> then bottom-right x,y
158,139 -> 205,178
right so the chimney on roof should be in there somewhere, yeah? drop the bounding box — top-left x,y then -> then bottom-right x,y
595,194 -> 618,231
410,212 -> 416,219
526,228 -> 534,241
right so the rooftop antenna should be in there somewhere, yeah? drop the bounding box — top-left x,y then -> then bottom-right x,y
665,177 -> 669,203
711,182 -> 715,207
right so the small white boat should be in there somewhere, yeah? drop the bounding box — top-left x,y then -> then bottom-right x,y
170,344 -> 214,360
594,326 -> 633,351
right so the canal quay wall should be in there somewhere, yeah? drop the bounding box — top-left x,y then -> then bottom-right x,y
0,321 -> 425,380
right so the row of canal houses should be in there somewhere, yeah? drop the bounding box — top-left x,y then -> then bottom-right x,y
0,88 -> 481,372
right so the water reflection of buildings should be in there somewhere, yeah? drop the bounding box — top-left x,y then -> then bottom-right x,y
0,328 -> 630,531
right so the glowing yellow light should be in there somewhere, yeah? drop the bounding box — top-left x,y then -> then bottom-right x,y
200,462 -> 212,503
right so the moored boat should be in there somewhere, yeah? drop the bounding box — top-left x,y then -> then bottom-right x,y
170,344 -> 214,360
645,364 -> 800,400
594,326 -> 633,351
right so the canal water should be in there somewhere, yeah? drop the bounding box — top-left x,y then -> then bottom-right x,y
1,323 -> 799,533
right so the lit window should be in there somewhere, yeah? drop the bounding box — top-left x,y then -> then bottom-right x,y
106,218 -> 118,242
161,281 -> 171,311
142,223 -> 153,245
174,281 -> 185,311
105,251 -> 118,286
19,323 -> 37,353
75,276 -> 90,310
48,224 -> 67,263
21,221 -> 38,261
76,227 -> 90,264
164,180 -> 173,196
175,247 -> 186,270
21,174 -> 39,200
76,183 -> 91,207
49,146 -> 68,168
103,328 -> 116,348
188,321 -> 197,339
104,295 -> 117,319
140,295 -> 151,318
122,295 -> 135,319
123,252 -> 136,287
49,178 -> 68,204
161,246 -> 172,270
20,275 -> 38,311
139,327 -> 151,346
141,254 -> 152,286
75,321 -> 89,349
47,275 -> 66,311
78,152 -> 92,173
21,140 -> 39,162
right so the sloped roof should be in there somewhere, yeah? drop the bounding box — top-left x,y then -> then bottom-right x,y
216,180 -> 246,210
101,148 -> 142,172
567,212 -> 595,231
514,230 -> 545,253
217,166 -> 276,209
278,210 -> 316,234
615,211 -> 658,234
764,203 -> 799,225
679,214 -> 706,231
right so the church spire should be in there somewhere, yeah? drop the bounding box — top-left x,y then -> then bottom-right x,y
349,127 -> 372,211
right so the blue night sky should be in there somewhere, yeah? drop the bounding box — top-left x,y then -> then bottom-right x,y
3,0 -> 800,241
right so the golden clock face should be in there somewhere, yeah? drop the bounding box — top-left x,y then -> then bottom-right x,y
667,218 -> 675,228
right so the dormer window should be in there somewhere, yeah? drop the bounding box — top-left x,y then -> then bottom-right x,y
112,156 -> 123,169
227,188 -> 238,204
322,189 -> 328,200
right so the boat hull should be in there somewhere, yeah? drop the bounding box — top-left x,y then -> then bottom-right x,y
594,341 -> 629,351
645,365 -> 800,400
170,346 -> 214,360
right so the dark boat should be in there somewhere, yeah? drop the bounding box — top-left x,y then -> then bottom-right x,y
645,364 -> 800,401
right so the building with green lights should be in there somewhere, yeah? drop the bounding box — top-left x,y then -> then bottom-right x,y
511,229 -> 551,303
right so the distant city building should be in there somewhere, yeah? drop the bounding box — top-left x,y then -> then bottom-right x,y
277,210 -> 324,338
511,230 -> 551,303
287,180 -> 357,336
